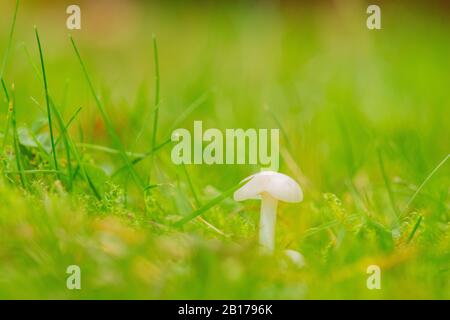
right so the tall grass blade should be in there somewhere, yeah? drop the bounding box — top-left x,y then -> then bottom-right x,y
9,84 -> 29,189
111,91 -> 208,178
49,98 -> 73,190
0,0 -> 20,81
70,35 -> 144,189
377,148 -> 400,225
149,34 -> 161,183
174,180 -> 245,227
181,163 -> 201,208
404,154 -> 449,210
407,215 -> 423,244
151,35 -> 160,150
55,107 -> 82,146
35,27 -> 59,176
1,79 -> 12,154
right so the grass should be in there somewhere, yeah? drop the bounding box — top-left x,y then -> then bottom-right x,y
70,35 -> 145,190
0,0 -> 19,81
149,34 -> 160,184
0,1 -> 448,299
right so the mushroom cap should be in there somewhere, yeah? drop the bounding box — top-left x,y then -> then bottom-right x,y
284,249 -> 306,268
234,171 -> 303,203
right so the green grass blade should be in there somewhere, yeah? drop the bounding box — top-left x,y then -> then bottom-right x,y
151,34 -> 160,154
48,99 -> 100,199
111,91 -> 207,178
111,138 -> 172,178
77,143 -> 146,159
407,215 -> 423,244
4,169 -> 65,175
71,146 -> 102,200
168,92 -> 208,132
181,163 -> 201,208
404,154 -> 449,211
1,79 -> 12,154
1,79 -> 10,103
148,35 -> 161,183
69,35 -> 145,190
34,27 -> 59,176
266,105 -> 292,151
0,0 -> 19,155
377,147 -> 400,225
9,84 -> 29,189
0,0 -> 19,81
49,98 -> 73,190
173,180 -> 245,228
21,43 -> 42,82
55,107 -> 82,146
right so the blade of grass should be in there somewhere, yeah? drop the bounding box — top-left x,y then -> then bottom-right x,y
266,104 -> 292,151
77,142 -> 146,159
68,138 -> 101,200
21,43 -> 42,82
173,180 -> 246,228
301,217 -> 356,239
70,35 -> 145,190
26,98 -> 77,181
180,163 -> 228,236
27,129 -> 52,160
131,92 -> 207,161
1,79 -> 12,154
377,147 -> 400,225
9,84 -> 29,189
112,91 -> 207,178
149,34 -> 160,183
60,79 -> 70,111
55,106 -> 82,146
407,215 -> 423,244
48,99 -> 100,199
5,169 -> 65,175
168,92 -> 208,133
0,0 -> 19,155
49,98 -> 73,190
404,153 -> 449,211
151,35 -> 160,148
111,137 -> 172,178
181,163 -> 201,208
35,27 -> 59,177
337,111 -> 356,177
0,0 -> 19,81
28,80 -> 100,198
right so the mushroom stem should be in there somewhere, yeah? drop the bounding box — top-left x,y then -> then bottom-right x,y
259,193 -> 278,252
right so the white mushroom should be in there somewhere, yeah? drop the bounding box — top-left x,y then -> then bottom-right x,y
233,171 -> 303,252
284,249 -> 305,268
